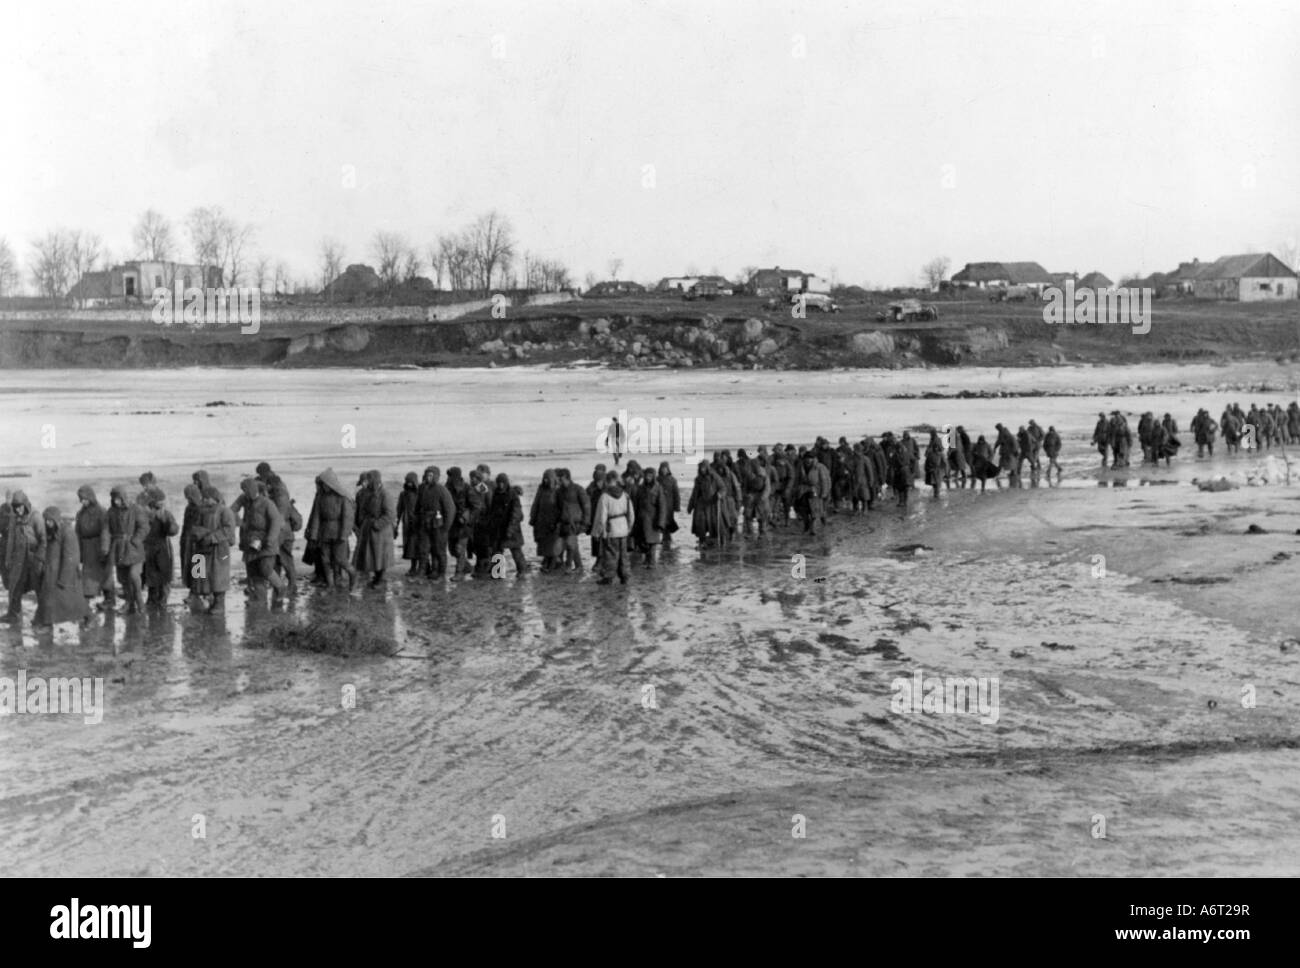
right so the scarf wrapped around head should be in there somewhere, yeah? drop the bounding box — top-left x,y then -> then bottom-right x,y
42,506 -> 63,534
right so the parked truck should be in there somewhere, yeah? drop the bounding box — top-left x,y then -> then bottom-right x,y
877,298 -> 939,322
682,281 -> 720,301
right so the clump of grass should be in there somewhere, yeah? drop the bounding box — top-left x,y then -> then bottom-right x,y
254,614 -> 398,657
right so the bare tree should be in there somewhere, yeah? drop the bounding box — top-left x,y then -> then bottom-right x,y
1277,237 -> 1299,273
0,237 -> 20,297
401,247 -> 421,284
186,207 -> 224,278
133,209 -> 174,261
922,256 -> 951,291
274,261 -> 291,296
544,258 -> 571,291
185,206 -> 253,285
427,244 -> 445,290
68,231 -> 103,307
584,271 -> 597,292
30,230 -> 75,303
607,257 -> 623,281
439,232 -> 475,291
468,211 -> 515,292
220,219 -> 255,286
186,207 -> 223,269
320,238 -> 345,300
252,255 -> 271,294
437,236 -> 457,290
371,231 -> 408,290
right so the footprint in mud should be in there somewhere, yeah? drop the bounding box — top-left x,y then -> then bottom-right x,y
757,630 -> 820,661
510,668 -> 544,691
867,638 -> 905,661
817,631 -> 871,656
891,617 -> 932,634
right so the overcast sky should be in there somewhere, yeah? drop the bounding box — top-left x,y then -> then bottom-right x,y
4,0 -> 1298,288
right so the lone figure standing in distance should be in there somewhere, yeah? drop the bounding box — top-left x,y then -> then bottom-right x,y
606,414 -> 625,467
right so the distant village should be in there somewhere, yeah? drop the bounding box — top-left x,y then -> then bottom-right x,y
48,252 -> 1298,310
2,207 -> 1296,311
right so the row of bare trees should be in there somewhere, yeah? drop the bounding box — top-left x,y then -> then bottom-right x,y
116,207 -> 267,289
316,211 -> 571,301
7,208 -> 280,304
521,252 -> 572,293
28,230 -> 103,305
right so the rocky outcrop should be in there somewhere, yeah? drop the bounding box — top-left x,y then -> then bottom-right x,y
3,308 -> 1290,370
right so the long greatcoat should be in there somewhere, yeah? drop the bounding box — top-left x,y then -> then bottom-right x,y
191,491 -> 237,594
396,474 -> 420,560
924,445 -> 947,488
179,485 -> 204,591
632,479 -> 669,547
886,449 -> 913,494
353,472 -> 396,573
105,486 -> 148,568
971,439 -> 999,480
687,466 -> 724,540
712,463 -> 740,533
468,482 -> 494,559
36,511 -> 90,625
529,473 -> 562,557
414,470 -> 455,558
237,479 -> 283,566
5,492 -> 46,594
657,470 -> 681,534
489,480 -> 525,551
75,485 -> 112,595
143,500 -> 179,589
995,429 -> 1019,472
555,481 -> 591,539
306,468 -> 356,544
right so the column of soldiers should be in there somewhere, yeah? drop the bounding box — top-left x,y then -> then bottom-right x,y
2,400 -> 1296,628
